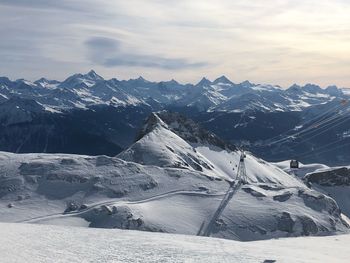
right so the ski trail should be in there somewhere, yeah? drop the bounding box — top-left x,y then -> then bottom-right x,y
18,190 -> 225,224
199,181 -> 242,237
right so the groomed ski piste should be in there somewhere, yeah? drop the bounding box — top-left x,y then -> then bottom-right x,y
1,222 -> 349,263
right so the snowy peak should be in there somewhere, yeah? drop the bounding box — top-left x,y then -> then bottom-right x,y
60,70 -> 104,88
302,84 -> 323,94
158,111 -> 237,150
118,114 -> 219,175
119,111 -> 237,176
213,75 -> 233,85
326,85 -> 343,96
0,72 -> 348,113
196,77 -> 212,87
34,78 -> 60,88
137,111 -> 237,151
85,70 -> 104,81
240,80 -> 254,88
136,112 -> 168,140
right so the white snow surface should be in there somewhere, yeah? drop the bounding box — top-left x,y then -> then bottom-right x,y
0,222 -> 349,263
0,113 -> 348,240
1,116 -> 349,241
273,160 -> 331,178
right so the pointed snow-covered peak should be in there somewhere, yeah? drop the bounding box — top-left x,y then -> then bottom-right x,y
239,80 -> 254,88
213,75 -> 233,85
287,83 -> 302,92
84,70 -> 104,81
127,76 -> 151,85
135,76 -> 149,82
164,79 -> 179,85
137,111 -> 236,151
60,70 -> 103,88
302,83 -> 323,94
196,77 -> 212,87
118,111 -> 226,175
136,112 -> 168,140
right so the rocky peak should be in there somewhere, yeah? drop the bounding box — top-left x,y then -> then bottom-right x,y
213,75 -> 233,85
196,77 -> 212,87
136,111 -> 237,151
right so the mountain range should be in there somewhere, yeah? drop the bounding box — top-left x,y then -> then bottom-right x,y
1,70 -> 349,165
1,70 -> 348,112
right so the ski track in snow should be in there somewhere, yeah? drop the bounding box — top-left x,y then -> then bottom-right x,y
18,190 -> 226,224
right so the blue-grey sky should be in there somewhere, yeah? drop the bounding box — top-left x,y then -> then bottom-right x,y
0,0 -> 349,87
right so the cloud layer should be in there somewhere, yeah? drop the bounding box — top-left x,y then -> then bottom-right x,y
0,0 -> 349,87
85,37 -> 206,69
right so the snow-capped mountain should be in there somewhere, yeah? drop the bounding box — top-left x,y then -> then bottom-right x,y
0,71 -> 349,164
1,112 -> 348,241
0,71 -> 348,113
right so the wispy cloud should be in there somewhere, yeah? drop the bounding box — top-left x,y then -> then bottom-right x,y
85,37 -> 207,69
0,0 -> 349,87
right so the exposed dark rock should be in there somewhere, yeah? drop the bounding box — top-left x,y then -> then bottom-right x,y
305,167 -> 350,186
273,192 -> 292,202
242,187 -> 266,197
298,216 -> 318,236
276,212 -> 295,233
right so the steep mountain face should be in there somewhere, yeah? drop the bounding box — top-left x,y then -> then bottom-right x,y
0,113 -> 348,241
274,161 -> 350,220
304,167 -> 350,219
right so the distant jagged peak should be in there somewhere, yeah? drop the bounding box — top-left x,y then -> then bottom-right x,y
34,77 -> 60,87
239,80 -> 255,88
137,111 -> 237,151
287,83 -> 302,92
85,69 -> 104,81
0,76 -> 13,86
14,78 -> 36,87
326,85 -> 343,96
134,76 -> 149,82
161,79 -> 179,85
196,77 -> 212,87
302,83 -> 323,93
60,70 -> 104,87
213,75 -> 233,85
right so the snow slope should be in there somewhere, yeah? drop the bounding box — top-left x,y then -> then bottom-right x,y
0,223 -> 349,263
273,160 -> 330,178
0,112 -> 349,241
274,161 -> 350,219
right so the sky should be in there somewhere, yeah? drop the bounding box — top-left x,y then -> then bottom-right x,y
0,0 -> 349,88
